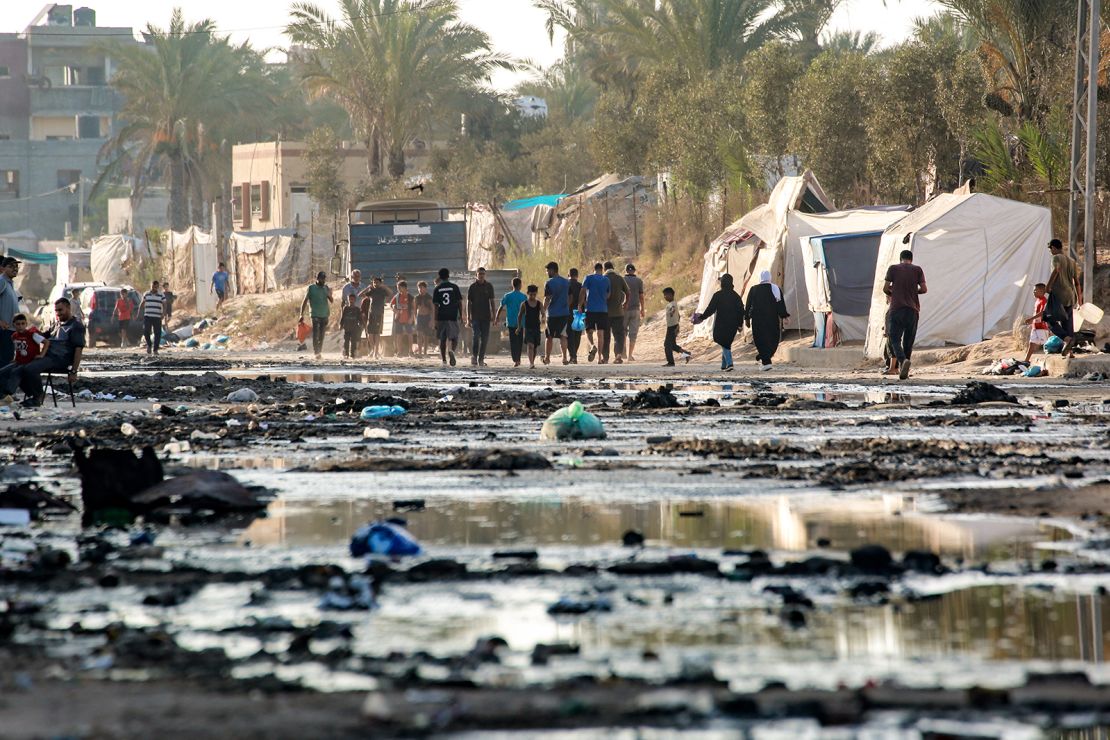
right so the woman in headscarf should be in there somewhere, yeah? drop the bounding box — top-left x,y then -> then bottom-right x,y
692,273 -> 744,371
745,270 -> 790,371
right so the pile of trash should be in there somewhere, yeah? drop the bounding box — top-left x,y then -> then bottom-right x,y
540,401 -> 606,441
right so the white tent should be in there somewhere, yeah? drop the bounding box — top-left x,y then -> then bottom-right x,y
90,234 -> 149,286
228,228 -> 332,295
694,171 -> 832,338
796,208 -> 912,341
163,227 -> 218,314
863,192 -> 1053,357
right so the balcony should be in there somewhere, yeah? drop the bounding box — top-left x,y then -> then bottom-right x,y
30,86 -> 119,115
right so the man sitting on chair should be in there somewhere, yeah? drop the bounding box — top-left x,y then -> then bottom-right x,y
0,297 -> 84,408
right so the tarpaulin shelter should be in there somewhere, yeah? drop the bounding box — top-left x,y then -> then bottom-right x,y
466,203 -> 506,271
863,192 -> 1053,357
546,174 -> 653,257
90,234 -> 149,286
694,171 -> 832,339
162,226 -> 218,314
796,208 -> 912,343
0,230 -> 51,300
227,228 -> 332,295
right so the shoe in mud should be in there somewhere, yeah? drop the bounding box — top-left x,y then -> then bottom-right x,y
562,359 -> 570,365
760,363 -> 772,372
449,351 -> 457,367
480,362 -> 488,367
614,358 -> 623,365
471,356 -> 478,366
542,355 -> 550,365
683,353 -> 691,364
20,396 -> 41,408
899,359 -> 911,380
663,362 -> 675,367
723,366 -> 734,372
587,347 -> 597,362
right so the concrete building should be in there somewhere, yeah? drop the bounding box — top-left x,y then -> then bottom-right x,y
231,141 -> 371,231
0,5 -> 137,240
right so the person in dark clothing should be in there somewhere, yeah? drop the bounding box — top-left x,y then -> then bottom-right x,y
692,273 -> 744,371
883,249 -> 927,380
566,268 -> 583,363
340,293 -> 363,358
467,267 -> 496,366
745,271 -> 790,371
433,267 -> 463,366
516,285 -> 544,369
0,297 -> 84,407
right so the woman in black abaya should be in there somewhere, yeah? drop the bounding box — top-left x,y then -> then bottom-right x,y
745,270 -> 789,370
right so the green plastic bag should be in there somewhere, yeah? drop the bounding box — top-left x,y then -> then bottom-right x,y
540,401 -> 606,440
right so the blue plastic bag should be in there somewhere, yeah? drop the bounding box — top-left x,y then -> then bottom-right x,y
571,310 -> 586,332
215,335 -> 230,344
350,521 -> 422,558
360,405 -> 406,420
1024,365 -> 1042,377
1043,335 -> 1064,354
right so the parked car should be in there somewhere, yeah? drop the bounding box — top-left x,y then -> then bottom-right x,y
34,281 -> 102,331
83,286 -> 142,347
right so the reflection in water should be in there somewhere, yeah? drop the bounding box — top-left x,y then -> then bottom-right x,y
241,495 -> 1068,560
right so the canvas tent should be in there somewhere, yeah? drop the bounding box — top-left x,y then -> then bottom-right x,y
90,234 -> 149,286
547,174 -> 652,257
162,226 -> 219,314
694,171 -> 832,338
863,192 -> 1053,357
796,208 -> 913,343
227,228 -> 333,296
466,203 -> 507,270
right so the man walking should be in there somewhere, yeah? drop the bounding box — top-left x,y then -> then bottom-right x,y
467,267 -> 496,366
362,275 -> 392,358
113,288 -> 133,347
604,261 -> 629,364
300,271 -> 333,359
0,297 -> 84,408
211,263 -> 230,310
567,268 -> 583,364
579,262 -> 611,364
1045,238 -> 1083,357
433,267 -> 463,367
623,264 -> 646,361
542,261 -> 570,365
0,257 -> 21,366
883,250 -> 927,380
495,277 -> 527,367
139,280 -> 165,356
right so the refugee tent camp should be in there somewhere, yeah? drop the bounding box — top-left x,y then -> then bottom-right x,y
227,228 -> 332,295
693,171 -> 832,338
547,174 -> 652,257
500,194 -> 563,255
796,207 -> 913,344
162,226 -> 218,314
90,234 -> 149,286
863,192 -> 1053,357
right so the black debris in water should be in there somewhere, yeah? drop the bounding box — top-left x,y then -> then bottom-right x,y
949,381 -> 1018,405
622,384 -> 681,410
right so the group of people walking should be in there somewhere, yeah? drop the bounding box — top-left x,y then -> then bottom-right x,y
693,271 -> 790,371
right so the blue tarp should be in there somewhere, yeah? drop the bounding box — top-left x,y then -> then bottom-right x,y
5,247 -> 56,264
501,194 -> 565,211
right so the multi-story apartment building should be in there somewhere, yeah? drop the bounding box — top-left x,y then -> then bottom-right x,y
0,5 -> 137,240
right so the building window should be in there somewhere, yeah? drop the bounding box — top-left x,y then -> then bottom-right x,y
57,169 -> 81,189
77,115 -> 101,139
85,66 -> 105,86
232,190 -> 243,223
0,170 -> 19,199
0,66 -> 10,78
250,184 -> 262,215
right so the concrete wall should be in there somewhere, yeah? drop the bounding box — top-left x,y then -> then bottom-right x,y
0,35 -> 30,140
0,139 -> 100,239
108,193 -> 169,234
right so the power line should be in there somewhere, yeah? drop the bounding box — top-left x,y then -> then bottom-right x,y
10,2 -> 454,40
0,183 -> 79,204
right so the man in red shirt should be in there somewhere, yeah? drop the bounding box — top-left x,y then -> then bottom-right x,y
11,314 -> 42,365
883,249 -> 927,380
113,289 -> 133,347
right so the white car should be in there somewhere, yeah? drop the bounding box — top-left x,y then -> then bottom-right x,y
34,281 -> 103,330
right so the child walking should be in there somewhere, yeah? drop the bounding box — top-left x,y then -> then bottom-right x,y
662,287 -> 691,366
1023,282 -> 1050,364
517,285 -> 544,370
340,293 -> 363,359
414,281 -> 433,356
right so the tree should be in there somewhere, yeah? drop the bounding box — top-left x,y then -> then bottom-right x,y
287,0 -> 514,180
789,51 -> 872,205
304,127 -> 348,223
100,9 -> 277,231
742,42 -> 805,179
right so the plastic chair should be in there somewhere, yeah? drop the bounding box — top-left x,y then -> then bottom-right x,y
46,368 -> 76,408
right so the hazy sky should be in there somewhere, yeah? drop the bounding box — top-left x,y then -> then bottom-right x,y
5,0 -> 942,90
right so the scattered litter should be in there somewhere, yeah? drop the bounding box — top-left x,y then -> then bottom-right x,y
173,386 -> 197,393
363,427 -> 391,439
622,530 -> 645,547
360,405 -> 406,420
540,401 -> 606,440
162,439 -> 191,455
215,335 -> 230,344
0,509 -> 31,526
184,338 -> 200,348
121,395 -> 137,402
76,389 -> 95,401
349,520 -> 422,558
189,430 -> 220,441
319,574 -> 376,611
225,388 -> 259,403
120,422 -> 138,437
1043,335 -> 1064,354
393,499 -> 425,512
949,381 -> 1017,405
623,384 -> 680,409
980,358 -> 1028,376
1084,372 -> 1108,382
547,596 -> 612,615
0,482 -> 75,519
0,464 -> 36,481
226,419 -> 243,427
1024,365 -> 1046,377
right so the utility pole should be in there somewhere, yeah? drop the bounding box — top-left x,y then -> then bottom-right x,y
1067,0 -> 1100,303
77,177 -> 84,247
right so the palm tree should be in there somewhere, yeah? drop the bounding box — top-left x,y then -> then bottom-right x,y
100,9 -> 277,231
287,0 -> 514,180
820,29 -> 881,55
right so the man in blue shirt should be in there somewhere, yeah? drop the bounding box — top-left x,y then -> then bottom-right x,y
211,263 -> 230,310
494,277 -> 527,367
0,297 -> 85,407
579,262 -> 611,364
0,257 -> 21,367
542,261 -> 571,365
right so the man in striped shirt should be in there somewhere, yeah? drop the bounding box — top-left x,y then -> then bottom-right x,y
140,280 -> 165,355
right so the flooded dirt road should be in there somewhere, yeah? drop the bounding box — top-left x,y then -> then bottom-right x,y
1,354 -> 1109,737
